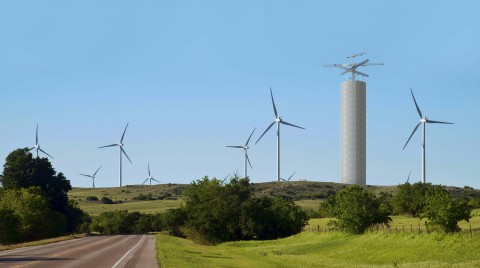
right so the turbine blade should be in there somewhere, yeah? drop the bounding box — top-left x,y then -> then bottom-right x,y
270,87 -> 278,118
148,162 -> 151,177
93,166 -> 102,176
354,70 -> 369,77
121,147 -> 133,164
407,170 -> 412,183
80,174 -> 93,178
39,148 -> 54,159
363,62 -> 384,66
36,124 -> 39,145
120,122 -> 129,143
281,120 -> 305,130
255,121 -> 276,144
98,144 -> 118,148
246,153 -> 252,169
288,171 -> 296,181
142,178 -> 149,185
29,147 -> 35,151
403,122 -> 422,150
152,178 -> 161,183
245,128 -> 256,146
226,146 -> 243,148
341,69 -> 351,75
223,173 -> 231,183
426,119 -> 454,124
353,59 -> 369,68
410,89 -> 423,119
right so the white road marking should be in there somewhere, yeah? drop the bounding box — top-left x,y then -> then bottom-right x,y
111,235 -> 146,268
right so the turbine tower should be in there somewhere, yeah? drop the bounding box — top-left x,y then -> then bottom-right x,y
256,87 -> 305,182
99,123 -> 132,187
29,124 -> 54,159
142,162 -> 160,186
403,89 -> 453,183
226,128 -> 255,178
324,53 -> 383,186
80,166 -> 102,188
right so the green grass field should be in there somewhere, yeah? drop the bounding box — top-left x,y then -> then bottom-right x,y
69,185 -> 185,216
156,231 -> 480,267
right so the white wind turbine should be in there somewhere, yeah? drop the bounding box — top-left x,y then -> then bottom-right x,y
80,166 -> 102,188
29,124 -> 54,159
256,88 -> 305,182
142,162 -> 160,186
226,128 -> 255,178
403,89 -> 453,184
99,123 -> 133,187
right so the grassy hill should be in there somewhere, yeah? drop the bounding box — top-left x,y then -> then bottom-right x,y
156,231 -> 480,267
69,181 -> 480,216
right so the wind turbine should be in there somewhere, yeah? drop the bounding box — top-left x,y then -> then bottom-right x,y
80,166 -> 102,188
256,88 -> 305,182
403,89 -> 453,184
29,124 -> 54,159
142,162 -> 160,186
99,123 -> 132,187
280,171 -> 296,182
226,128 -> 255,178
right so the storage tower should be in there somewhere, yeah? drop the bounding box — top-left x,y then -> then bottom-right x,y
325,53 -> 383,186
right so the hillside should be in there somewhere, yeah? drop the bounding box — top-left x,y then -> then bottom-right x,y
69,181 -> 480,216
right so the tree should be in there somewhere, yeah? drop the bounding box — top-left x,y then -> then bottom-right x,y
1,148 -> 85,237
2,149 -> 71,214
393,182 -> 438,217
0,208 -> 20,244
321,185 -> 391,234
422,187 -> 472,233
181,176 -> 308,244
0,188 -> 67,241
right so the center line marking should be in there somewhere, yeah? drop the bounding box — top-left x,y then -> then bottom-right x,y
111,235 -> 146,268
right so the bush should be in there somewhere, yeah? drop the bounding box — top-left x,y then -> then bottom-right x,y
181,176 -> 308,244
86,196 -> 99,201
422,187 -> 472,233
101,197 -> 113,204
320,185 -> 391,234
132,193 -> 155,201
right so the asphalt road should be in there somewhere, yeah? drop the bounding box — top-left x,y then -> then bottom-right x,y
0,235 -> 160,268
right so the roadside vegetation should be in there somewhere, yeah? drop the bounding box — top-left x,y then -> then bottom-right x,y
156,231 -> 480,268
0,149 -> 87,244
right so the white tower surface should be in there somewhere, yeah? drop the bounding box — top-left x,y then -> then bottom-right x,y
341,80 -> 366,185
325,53 -> 383,186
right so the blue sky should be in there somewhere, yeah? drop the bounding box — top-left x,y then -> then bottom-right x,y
1,1 -> 479,188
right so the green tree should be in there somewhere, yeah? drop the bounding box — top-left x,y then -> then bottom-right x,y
2,148 -> 85,236
422,187 -> 472,233
321,185 -> 391,234
0,188 -> 67,241
393,182 -> 437,217
0,208 -> 20,244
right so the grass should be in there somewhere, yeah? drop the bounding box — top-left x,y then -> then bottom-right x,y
156,231 -> 480,267
0,234 -> 87,252
69,184 -> 185,216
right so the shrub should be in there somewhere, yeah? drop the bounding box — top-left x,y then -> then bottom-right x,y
422,187 -> 472,233
101,197 -> 113,204
321,185 -> 391,234
86,196 -> 99,201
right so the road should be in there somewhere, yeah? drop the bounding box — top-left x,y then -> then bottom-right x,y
0,235 -> 160,268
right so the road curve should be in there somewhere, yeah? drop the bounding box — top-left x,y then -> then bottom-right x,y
0,235 -> 159,268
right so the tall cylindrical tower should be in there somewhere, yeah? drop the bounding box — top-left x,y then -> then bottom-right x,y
340,80 -> 366,185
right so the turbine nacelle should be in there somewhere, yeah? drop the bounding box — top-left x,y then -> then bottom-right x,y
420,118 -> 427,123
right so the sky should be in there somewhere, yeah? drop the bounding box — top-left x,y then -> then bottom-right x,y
1,1 -> 479,188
